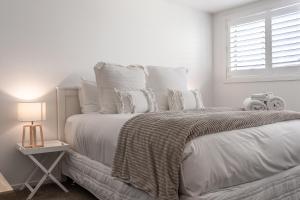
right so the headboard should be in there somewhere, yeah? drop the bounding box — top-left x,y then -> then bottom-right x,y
56,87 -> 81,141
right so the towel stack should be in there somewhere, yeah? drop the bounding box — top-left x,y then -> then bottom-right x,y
243,93 -> 286,111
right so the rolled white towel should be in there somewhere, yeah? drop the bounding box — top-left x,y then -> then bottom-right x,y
266,96 -> 286,110
251,92 -> 273,101
243,98 -> 268,111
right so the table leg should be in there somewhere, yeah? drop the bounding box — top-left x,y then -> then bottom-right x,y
25,151 -> 68,200
20,158 -> 47,191
29,152 -> 68,192
26,174 -> 48,200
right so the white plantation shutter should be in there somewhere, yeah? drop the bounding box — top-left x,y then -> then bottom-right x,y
229,19 -> 266,71
272,10 -> 300,68
227,4 -> 300,80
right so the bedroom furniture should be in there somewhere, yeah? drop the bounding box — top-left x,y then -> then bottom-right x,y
57,86 -> 300,200
0,173 -> 13,193
17,140 -> 70,200
18,102 -> 46,148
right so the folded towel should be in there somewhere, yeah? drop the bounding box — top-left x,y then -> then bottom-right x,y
266,96 -> 286,111
243,98 -> 268,111
251,92 -> 273,101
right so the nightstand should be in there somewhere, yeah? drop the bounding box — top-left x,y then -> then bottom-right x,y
0,173 -> 13,193
17,140 -> 70,200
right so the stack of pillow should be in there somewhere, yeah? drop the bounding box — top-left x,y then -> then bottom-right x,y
78,62 -> 204,114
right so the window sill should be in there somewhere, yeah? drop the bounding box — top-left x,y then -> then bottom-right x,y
225,74 -> 300,83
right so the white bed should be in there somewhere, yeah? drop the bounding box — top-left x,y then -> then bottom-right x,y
57,87 -> 300,200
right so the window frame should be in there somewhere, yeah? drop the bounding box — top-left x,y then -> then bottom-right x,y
226,3 -> 300,83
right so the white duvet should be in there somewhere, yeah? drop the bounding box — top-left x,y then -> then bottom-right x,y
65,113 -> 300,198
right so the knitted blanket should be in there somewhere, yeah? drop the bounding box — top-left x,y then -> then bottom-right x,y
112,109 -> 300,200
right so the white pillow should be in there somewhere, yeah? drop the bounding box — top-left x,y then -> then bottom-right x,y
115,89 -> 158,114
94,62 -> 147,114
146,66 -> 188,111
78,79 -> 99,114
168,89 -> 204,111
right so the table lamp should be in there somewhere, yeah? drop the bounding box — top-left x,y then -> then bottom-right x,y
18,102 -> 46,148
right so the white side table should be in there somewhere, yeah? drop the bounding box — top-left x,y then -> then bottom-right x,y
17,140 -> 70,200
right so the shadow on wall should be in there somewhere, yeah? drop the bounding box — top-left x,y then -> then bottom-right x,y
0,90 -> 18,136
58,73 -> 84,88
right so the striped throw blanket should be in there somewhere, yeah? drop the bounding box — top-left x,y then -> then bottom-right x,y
112,109 -> 300,200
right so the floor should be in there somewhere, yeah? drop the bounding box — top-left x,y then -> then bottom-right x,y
0,180 -> 98,200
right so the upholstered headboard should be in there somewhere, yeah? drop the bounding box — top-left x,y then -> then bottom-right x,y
56,87 -> 81,141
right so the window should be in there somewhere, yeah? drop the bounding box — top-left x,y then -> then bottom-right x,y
272,10 -> 300,68
230,18 -> 266,71
227,4 -> 300,81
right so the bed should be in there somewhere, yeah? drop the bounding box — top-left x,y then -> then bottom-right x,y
57,87 -> 300,200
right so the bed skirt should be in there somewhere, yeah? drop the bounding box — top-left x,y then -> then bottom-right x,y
62,150 -> 300,200
62,149 -> 153,200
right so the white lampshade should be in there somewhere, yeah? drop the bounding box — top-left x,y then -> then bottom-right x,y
18,102 -> 46,122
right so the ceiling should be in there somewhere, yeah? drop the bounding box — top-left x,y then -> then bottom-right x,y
172,0 -> 261,13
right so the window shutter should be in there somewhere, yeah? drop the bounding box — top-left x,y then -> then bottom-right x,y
229,19 -> 266,71
272,10 -> 300,68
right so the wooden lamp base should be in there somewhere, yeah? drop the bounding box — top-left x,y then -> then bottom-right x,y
22,123 -> 45,148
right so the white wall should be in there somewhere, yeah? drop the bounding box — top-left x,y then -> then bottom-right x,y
213,0 -> 300,110
0,0 -> 212,186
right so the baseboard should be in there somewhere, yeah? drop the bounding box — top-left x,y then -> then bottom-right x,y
11,176 -> 64,191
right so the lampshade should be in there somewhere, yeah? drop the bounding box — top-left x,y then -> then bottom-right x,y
18,102 -> 46,122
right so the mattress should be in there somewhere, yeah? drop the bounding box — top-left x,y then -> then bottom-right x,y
65,113 -> 300,198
